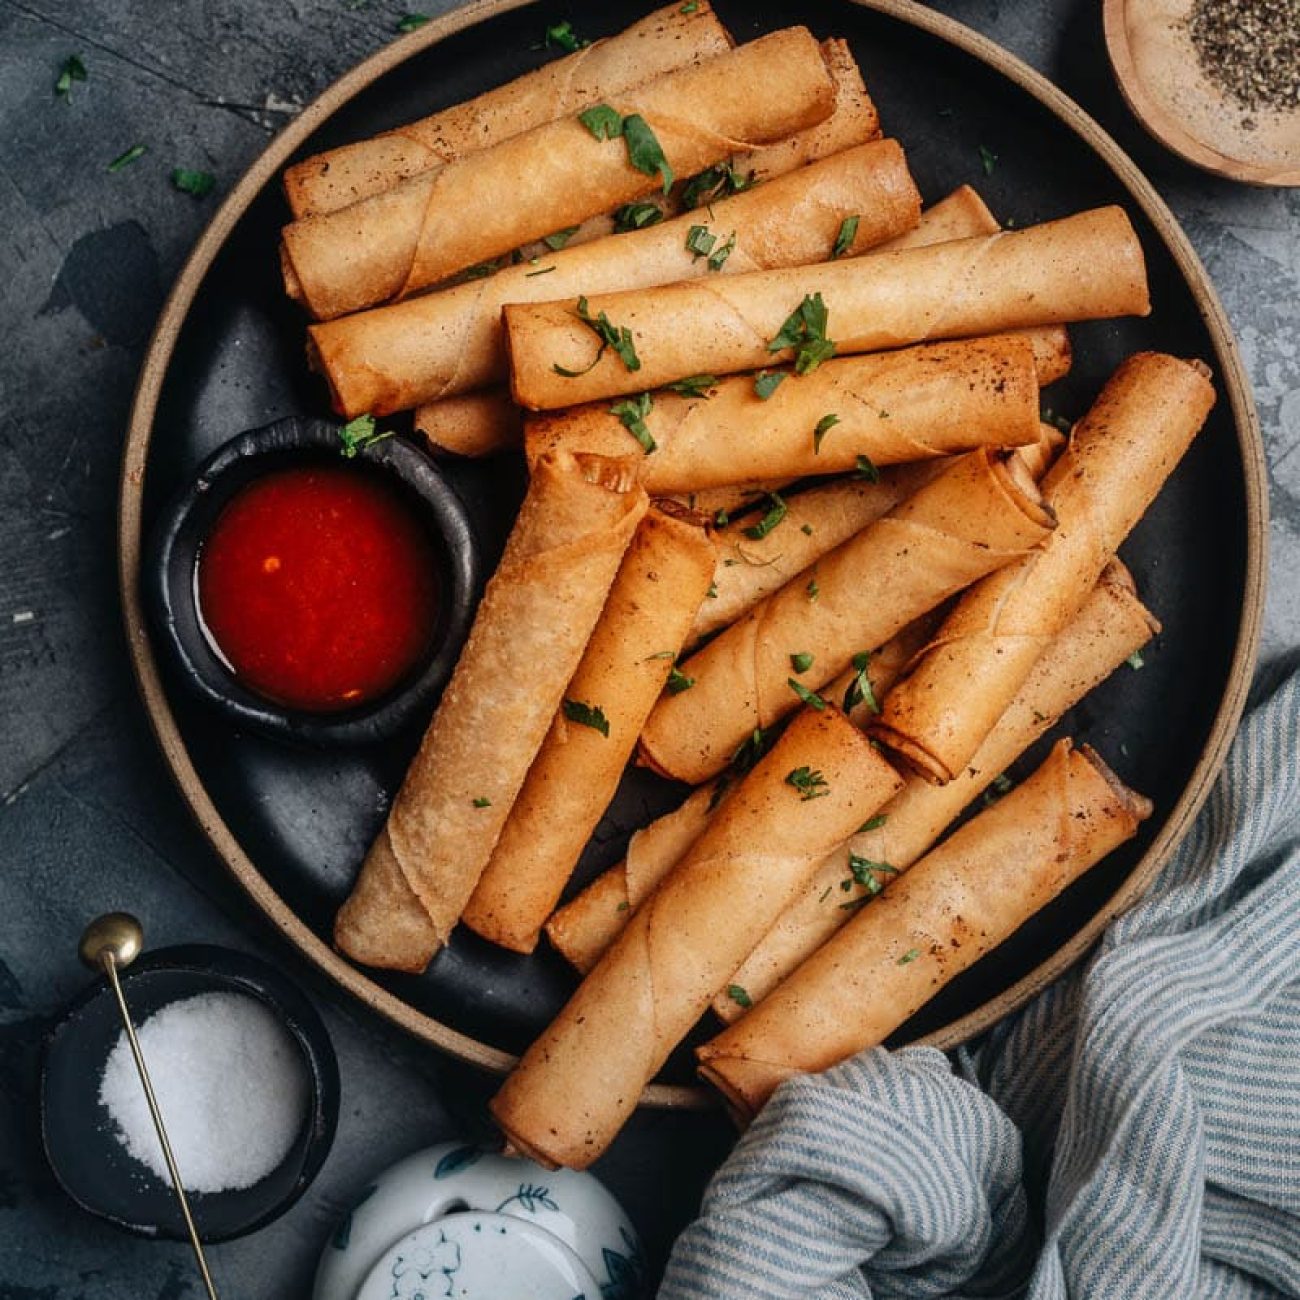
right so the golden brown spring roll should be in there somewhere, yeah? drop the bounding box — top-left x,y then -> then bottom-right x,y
461,508 -> 715,953
543,620 -> 928,974
716,558 -> 1158,1019
638,449 -> 1056,785
311,139 -> 920,415
698,738 -> 1151,1117
284,3 -> 734,219
879,184 -> 998,248
334,452 -> 647,970
505,206 -> 1148,409
491,705 -> 902,1168
872,351 -> 1215,784
524,334 -> 1041,491
417,390 -> 520,458
282,28 -> 837,319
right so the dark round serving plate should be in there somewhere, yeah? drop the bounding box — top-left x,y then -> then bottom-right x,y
119,0 -> 1266,1107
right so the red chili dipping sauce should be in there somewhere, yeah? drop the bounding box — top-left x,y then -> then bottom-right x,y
197,464 -> 439,712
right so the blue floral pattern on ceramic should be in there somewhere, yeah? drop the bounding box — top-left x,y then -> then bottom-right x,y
388,1229 -> 461,1298
496,1182 -> 560,1214
599,1226 -> 646,1300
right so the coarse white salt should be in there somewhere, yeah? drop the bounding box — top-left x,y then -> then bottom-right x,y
98,990 -> 310,1193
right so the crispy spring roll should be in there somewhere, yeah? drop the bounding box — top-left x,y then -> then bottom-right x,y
283,3 -> 734,219
505,206 -> 1149,409
873,352 -> 1215,784
543,620 -> 929,974
716,559 -> 1157,1019
524,334 -> 1041,491
335,452 -> 647,970
282,28 -> 837,319
462,508 -> 715,953
638,449 -> 1056,786
417,390 -> 520,458
491,706 -> 903,1168
879,183 -> 998,248
698,738 -> 1151,1117
311,139 -> 920,417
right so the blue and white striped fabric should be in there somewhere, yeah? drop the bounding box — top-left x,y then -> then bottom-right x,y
660,659 -> 1300,1299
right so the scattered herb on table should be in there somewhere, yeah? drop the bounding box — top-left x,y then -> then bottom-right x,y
813,412 -> 840,454
767,292 -> 836,374
396,13 -> 429,32
609,391 -> 655,452
171,168 -> 216,198
786,765 -> 830,800
1127,649 -> 1145,670
832,214 -> 860,258
562,698 -> 610,736
541,19 -> 589,52
54,54 -> 86,100
979,144 -> 998,176
742,492 -> 786,540
107,143 -> 146,173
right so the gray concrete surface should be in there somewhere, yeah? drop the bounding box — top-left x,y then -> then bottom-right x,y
0,0 -> 1296,1295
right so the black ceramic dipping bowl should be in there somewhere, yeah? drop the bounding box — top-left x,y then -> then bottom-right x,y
41,943 -> 340,1242
145,415 -> 479,747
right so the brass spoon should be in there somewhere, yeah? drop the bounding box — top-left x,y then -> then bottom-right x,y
79,913 -> 220,1300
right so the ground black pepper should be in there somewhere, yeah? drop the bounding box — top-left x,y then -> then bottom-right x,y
1188,0 -> 1300,114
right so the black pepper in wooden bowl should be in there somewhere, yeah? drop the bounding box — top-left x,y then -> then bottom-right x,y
1188,0 -> 1300,115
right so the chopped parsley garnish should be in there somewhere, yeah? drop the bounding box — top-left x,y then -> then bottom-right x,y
982,772 -> 1014,806
898,947 -> 921,965
854,453 -> 880,482
609,391 -> 655,453
979,144 -> 998,176
706,582 -> 718,599
396,13 -> 430,31
841,852 -> 898,902
668,373 -> 718,398
684,223 -> 737,271
553,295 -> 640,377
843,650 -> 880,715
790,652 -> 814,673
806,576 -> 820,601
767,292 -> 836,374
730,726 -> 772,774
666,666 -> 695,695
645,650 -> 676,660
713,508 -> 730,528
541,20 -> 589,52
613,200 -> 664,233
525,264 -> 557,277
708,232 -> 735,271
801,523 -> 813,536
616,900 -> 630,911
742,492 -> 787,540
680,1 -> 700,12
858,813 -> 888,833
786,765 -> 830,800
788,678 -> 827,711
107,144 -> 146,173
622,113 -> 673,192
542,225 -> 580,250
55,54 -> 87,100
1127,649 -> 1145,670
461,257 -> 506,280
338,413 -> 394,458
832,214 -> 860,258
753,369 -> 785,400
1042,406 -> 1073,433
681,160 -> 755,209
562,698 -> 610,737
472,797 -> 492,808
726,983 -> 752,1008
813,412 -> 840,454
579,103 -> 624,140
171,168 -> 216,198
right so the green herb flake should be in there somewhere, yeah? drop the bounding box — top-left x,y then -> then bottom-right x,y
622,113 -> 674,193
813,412 -> 840,454
727,983 -> 753,1008
806,576 -> 820,601
616,900 -> 630,911
338,413 -> 394,458
681,159 -> 755,209
858,813 -> 888,833
790,651 -> 814,673
107,143 -> 146,173
542,225 -> 580,251
562,698 -> 610,737
525,264 -> 557,278
680,0 -> 700,12
742,492 -> 787,540
541,19 -> 589,52
767,292 -> 836,374
730,726 -> 771,775
171,168 -> 216,198
612,200 -> 664,233
668,373 -> 717,398
713,508 -> 730,528
666,666 -> 695,695
685,224 -> 716,261
786,765 -> 830,800
609,391 -> 655,453
471,797 -> 492,808
801,523 -> 813,536
842,649 -> 881,715
982,772 -> 1014,807
396,12 -> 430,31
55,54 -> 87,100
788,678 -> 827,711
753,369 -> 786,401
553,295 -> 640,377
1042,406 -> 1073,434
706,582 -> 719,599
1127,649 -> 1145,670
578,103 -> 623,141
707,231 -> 735,272
979,144 -> 998,176
832,213 -> 860,258
854,453 -> 880,482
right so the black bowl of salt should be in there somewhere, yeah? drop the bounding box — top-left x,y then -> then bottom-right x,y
41,943 -> 339,1242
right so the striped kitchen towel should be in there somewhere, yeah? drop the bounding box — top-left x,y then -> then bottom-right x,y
660,657 -> 1300,1299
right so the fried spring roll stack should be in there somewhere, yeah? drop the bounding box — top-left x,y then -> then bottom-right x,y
505,206 -> 1148,409
873,352 -> 1215,784
715,559 -> 1158,1019
282,28 -> 837,319
525,334 -> 1042,491
462,508 -> 715,953
283,2 -> 734,219
639,449 -> 1056,786
311,140 -> 922,416
543,623 -> 928,974
335,452 -> 647,970
417,391 -> 521,458
491,706 -> 903,1168
697,739 -> 1152,1118
879,183 -> 998,247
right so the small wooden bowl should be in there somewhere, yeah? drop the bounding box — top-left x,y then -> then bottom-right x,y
1104,0 -> 1300,186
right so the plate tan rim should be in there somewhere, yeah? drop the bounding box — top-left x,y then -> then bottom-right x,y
118,0 -> 1267,1111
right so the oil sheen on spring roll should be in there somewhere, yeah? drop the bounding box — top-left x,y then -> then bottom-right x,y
505,206 -> 1147,409
543,621 -> 928,975
334,452 -> 647,970
697,738 -> 1152,1118
524,333 -> 1041,492
311,138 -> 921,417
283,2 -> 734,219
872,351 -> 1215,785
461,508 -> 714,953
282,28 -> 837,320
638,449 -> 1056,786
490,705 -> 902,1168
714,559 -> 1157,1020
